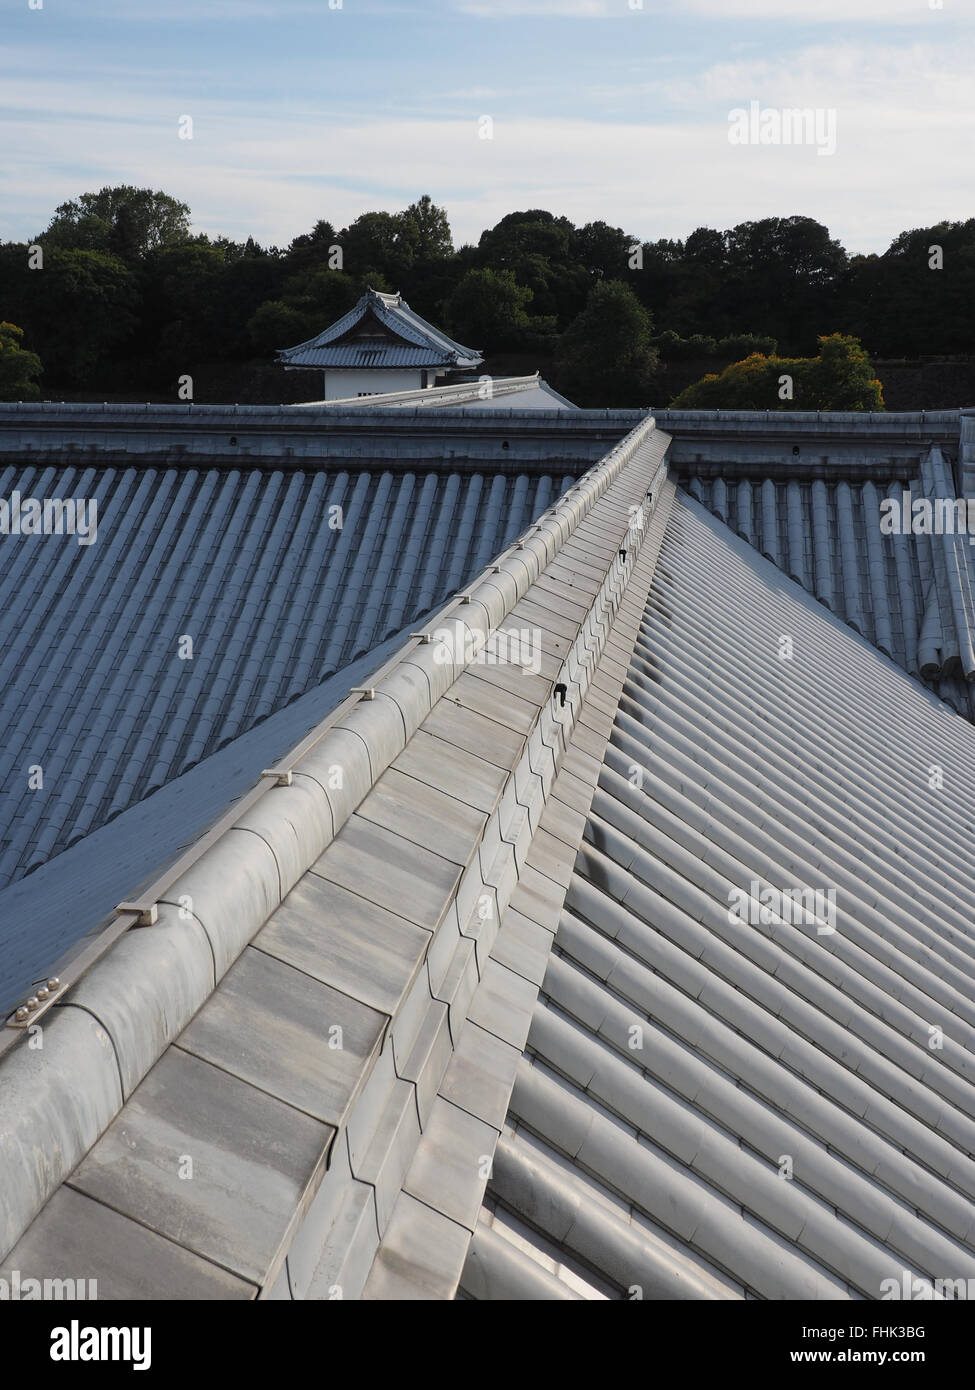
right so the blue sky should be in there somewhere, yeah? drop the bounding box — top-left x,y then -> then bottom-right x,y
2,0 -> 972,255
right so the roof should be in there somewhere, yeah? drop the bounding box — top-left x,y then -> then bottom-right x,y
462,490 -> 975,1300
0,413 -> 671,1293
0,400 -> 640,461
0,403 -> 645,1020
277,288 -> 483,372
2,405 -> 975,1302
680,441 -> 975,721
0,451 -> 606,1016
307,375 -> 578,412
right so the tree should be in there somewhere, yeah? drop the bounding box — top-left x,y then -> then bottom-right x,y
475,210 -> 584,324
16,249 -> 139,385
286,220 -> 340,274
683,226 -> 728,274
838,220 -> 975,357
723,216 -> 848,351
247,269 -> 360,354
652,330 -> 777,361
478,210 -> 573,267
670,335 -> 883,411
569,221 -> 635,280
444,268 -> 534,351
43,187 -> 191,261
0,322 -> 43,400
553,279 -> 659,407
805,333 -> 885,410
399,196 -> 453,261
338,211 -> 412,283
669,354 -> 794,409
144,241 -> 228,366
247,300 -> 316,357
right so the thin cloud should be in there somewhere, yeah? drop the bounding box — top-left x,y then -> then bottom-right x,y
451,0 -> 949,18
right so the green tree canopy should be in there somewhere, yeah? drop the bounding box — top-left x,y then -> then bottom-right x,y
839,220 -> 975,357
43,186 -> 191,262
286,219 -> 340,273
247,269 -> 361,354
444,268 -> 534,351
338,211 -> 413,283
478,210 -> 573,267
670,334 -> 884,411
653,330 -> 777,361
3,191 -> 967,400
569,220 -> 635,280
17,249 -> 139,385
399,196 -> 453,260
0,321 -> 43,400
553,279 -> 659,407
805,333 -> 886,410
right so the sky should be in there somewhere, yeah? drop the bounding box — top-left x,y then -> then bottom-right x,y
2,0 -> 972,256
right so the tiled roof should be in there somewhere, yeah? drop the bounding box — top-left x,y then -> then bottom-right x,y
278,288 -> 482,371
0,455 -> 585,1008
465,491 -> 975,1300
3,405 -> 975,1304
0,462 -> 576,889
683,445 -> 975,720
282,345 -> 454,370
0,414 -> 670,1292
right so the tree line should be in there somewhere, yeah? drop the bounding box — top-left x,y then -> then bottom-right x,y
0,186 -> 972,407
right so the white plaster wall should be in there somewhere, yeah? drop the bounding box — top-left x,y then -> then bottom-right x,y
322,370 -> 430,400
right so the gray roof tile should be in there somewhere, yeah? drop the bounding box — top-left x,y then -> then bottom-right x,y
254,874 -> 428,1020
177,946 -> 386,1127
311,815 -> 460,931
278,289 -> 482,371
360,1191 -> 472,1300
0,1184 -> 257,1300
355,766 -> 488,867
70,1048 -> 331,1286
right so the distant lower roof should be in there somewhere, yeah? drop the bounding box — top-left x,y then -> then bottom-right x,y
681,443 -> 975,721
277,287 -> 483,372
301,375 -> 577,412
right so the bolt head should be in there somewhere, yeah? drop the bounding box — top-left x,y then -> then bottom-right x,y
36,986 -> 49,1001
48,978 -> 60,989
14,1007 -> 28,1022
26,996 -> 39,1011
